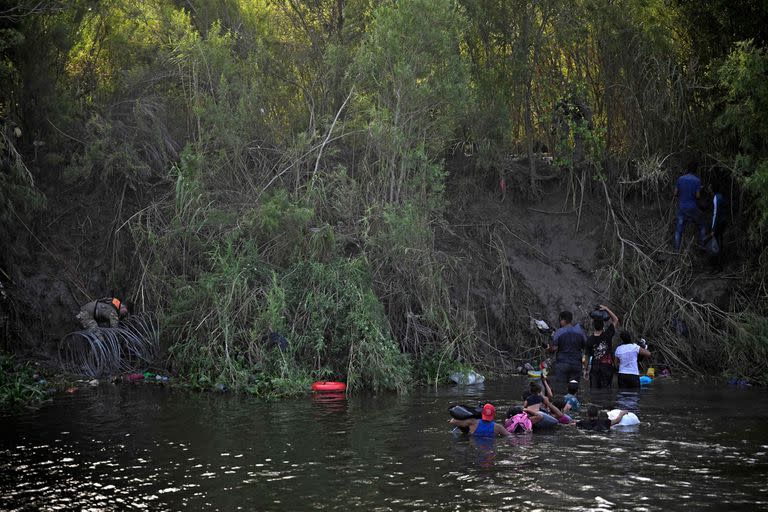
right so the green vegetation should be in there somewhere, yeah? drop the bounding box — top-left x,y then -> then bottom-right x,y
1,0 -> 768,392
717,40 -> 768,237
0,353 -> 45,410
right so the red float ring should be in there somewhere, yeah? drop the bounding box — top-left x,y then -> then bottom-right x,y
311,381 -> 347,392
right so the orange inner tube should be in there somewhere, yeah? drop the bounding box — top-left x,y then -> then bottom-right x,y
311,381 -> 347,392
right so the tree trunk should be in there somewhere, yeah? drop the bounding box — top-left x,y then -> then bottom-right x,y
522,1 -> 537,191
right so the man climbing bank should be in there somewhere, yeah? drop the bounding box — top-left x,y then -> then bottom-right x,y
76,297 -> 128,330
673,160 -> 706,251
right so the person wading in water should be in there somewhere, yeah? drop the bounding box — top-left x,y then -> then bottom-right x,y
449,403 -> 511,437
548,310 -> 587,390
586,305 -> 619,388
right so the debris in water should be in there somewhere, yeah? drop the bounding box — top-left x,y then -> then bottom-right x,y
449,371 -> 485,385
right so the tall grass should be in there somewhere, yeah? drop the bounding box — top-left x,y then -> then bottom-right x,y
0,353 -> 45,410
130,167 -> 418,395
601,177 -> 766,383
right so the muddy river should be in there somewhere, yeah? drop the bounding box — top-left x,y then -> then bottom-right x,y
1,379 -> 767,510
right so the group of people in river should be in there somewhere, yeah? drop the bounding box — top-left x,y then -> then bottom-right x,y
549,304 -> 650,390
447,158 -> 727,439
448,376 -> 634,438
450,302 -> 648,437
449,370 -> 635,438
449,372 -> 638,437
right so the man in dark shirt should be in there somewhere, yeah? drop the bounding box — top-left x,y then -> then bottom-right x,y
548,310 -> 587,390
576,405 -> 628,431
586,305 -> 619,388
673,160 -> 707,251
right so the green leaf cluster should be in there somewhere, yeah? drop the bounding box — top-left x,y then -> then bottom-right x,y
716,41 -> 768,236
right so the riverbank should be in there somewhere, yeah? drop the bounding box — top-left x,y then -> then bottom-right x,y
2,0 -> 767,415
12,171 -> 760,400
3,346 -> 758,415
0,352 -> 55,411
0,351 -> 174,412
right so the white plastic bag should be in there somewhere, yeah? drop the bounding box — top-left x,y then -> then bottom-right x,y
607,409 -> 640,427
449,371 -> 485,385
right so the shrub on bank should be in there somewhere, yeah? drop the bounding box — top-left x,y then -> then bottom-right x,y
165,257 -> 411,397
0,353 -> 45,410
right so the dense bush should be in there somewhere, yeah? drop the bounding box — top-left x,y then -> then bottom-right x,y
717,40 -> 768,237
2,0 -> 768,392
0,353 -> 44,410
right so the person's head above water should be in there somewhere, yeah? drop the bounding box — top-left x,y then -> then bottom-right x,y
592,317 -> 604,332
481,403 -> 495,421
686,158 -> 699,176
567,380 -> 579,395
619,330 -> 633,345
507,405 -> 523,419
586,405 -> 599,419
597,410 -> 609,421
529,381 -> 542,394
559,310 -> 573,327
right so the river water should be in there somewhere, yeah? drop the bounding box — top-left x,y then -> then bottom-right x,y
1,379 -> 767,511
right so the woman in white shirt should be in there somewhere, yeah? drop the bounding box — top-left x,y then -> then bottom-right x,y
614,331 -> 651,388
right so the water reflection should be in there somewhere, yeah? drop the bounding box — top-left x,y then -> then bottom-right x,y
615,390 -> 641,411
470,436 -> 497,468
311,392 -> 347,413
506,432 -> 534,448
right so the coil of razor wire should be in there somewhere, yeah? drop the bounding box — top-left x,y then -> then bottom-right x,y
59,314 -> 159,378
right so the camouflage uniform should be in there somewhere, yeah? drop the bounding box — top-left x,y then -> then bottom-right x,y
76,299 -> 121,330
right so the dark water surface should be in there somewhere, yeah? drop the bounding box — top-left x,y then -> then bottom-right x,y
2,379 -> 767,511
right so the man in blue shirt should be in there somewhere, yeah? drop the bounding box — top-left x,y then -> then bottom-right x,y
673,161 -> 706,251
563,380 -> 581,413
548,310 -> 587,390
448,403 -> 511,437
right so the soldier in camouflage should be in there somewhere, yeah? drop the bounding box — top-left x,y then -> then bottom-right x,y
76,297 -> 128,330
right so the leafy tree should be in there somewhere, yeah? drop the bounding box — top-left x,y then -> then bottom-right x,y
352,0 -> 469,205
716,40 -> 768,236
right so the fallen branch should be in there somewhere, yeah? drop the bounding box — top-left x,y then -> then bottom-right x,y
311,86 -> 354,185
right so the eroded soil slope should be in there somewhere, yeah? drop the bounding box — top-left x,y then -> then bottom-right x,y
439,165 -> 617,355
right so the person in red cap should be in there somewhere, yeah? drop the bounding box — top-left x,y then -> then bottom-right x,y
448,403 -> 511,437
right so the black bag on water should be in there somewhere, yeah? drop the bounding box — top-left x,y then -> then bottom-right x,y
448,404 -> 482,420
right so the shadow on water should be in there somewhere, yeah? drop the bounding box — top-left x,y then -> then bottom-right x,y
616,389 -> 641,411
1,378 -> 768,510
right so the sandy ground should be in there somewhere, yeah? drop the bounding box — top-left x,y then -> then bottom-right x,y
437,162 -> 623,358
